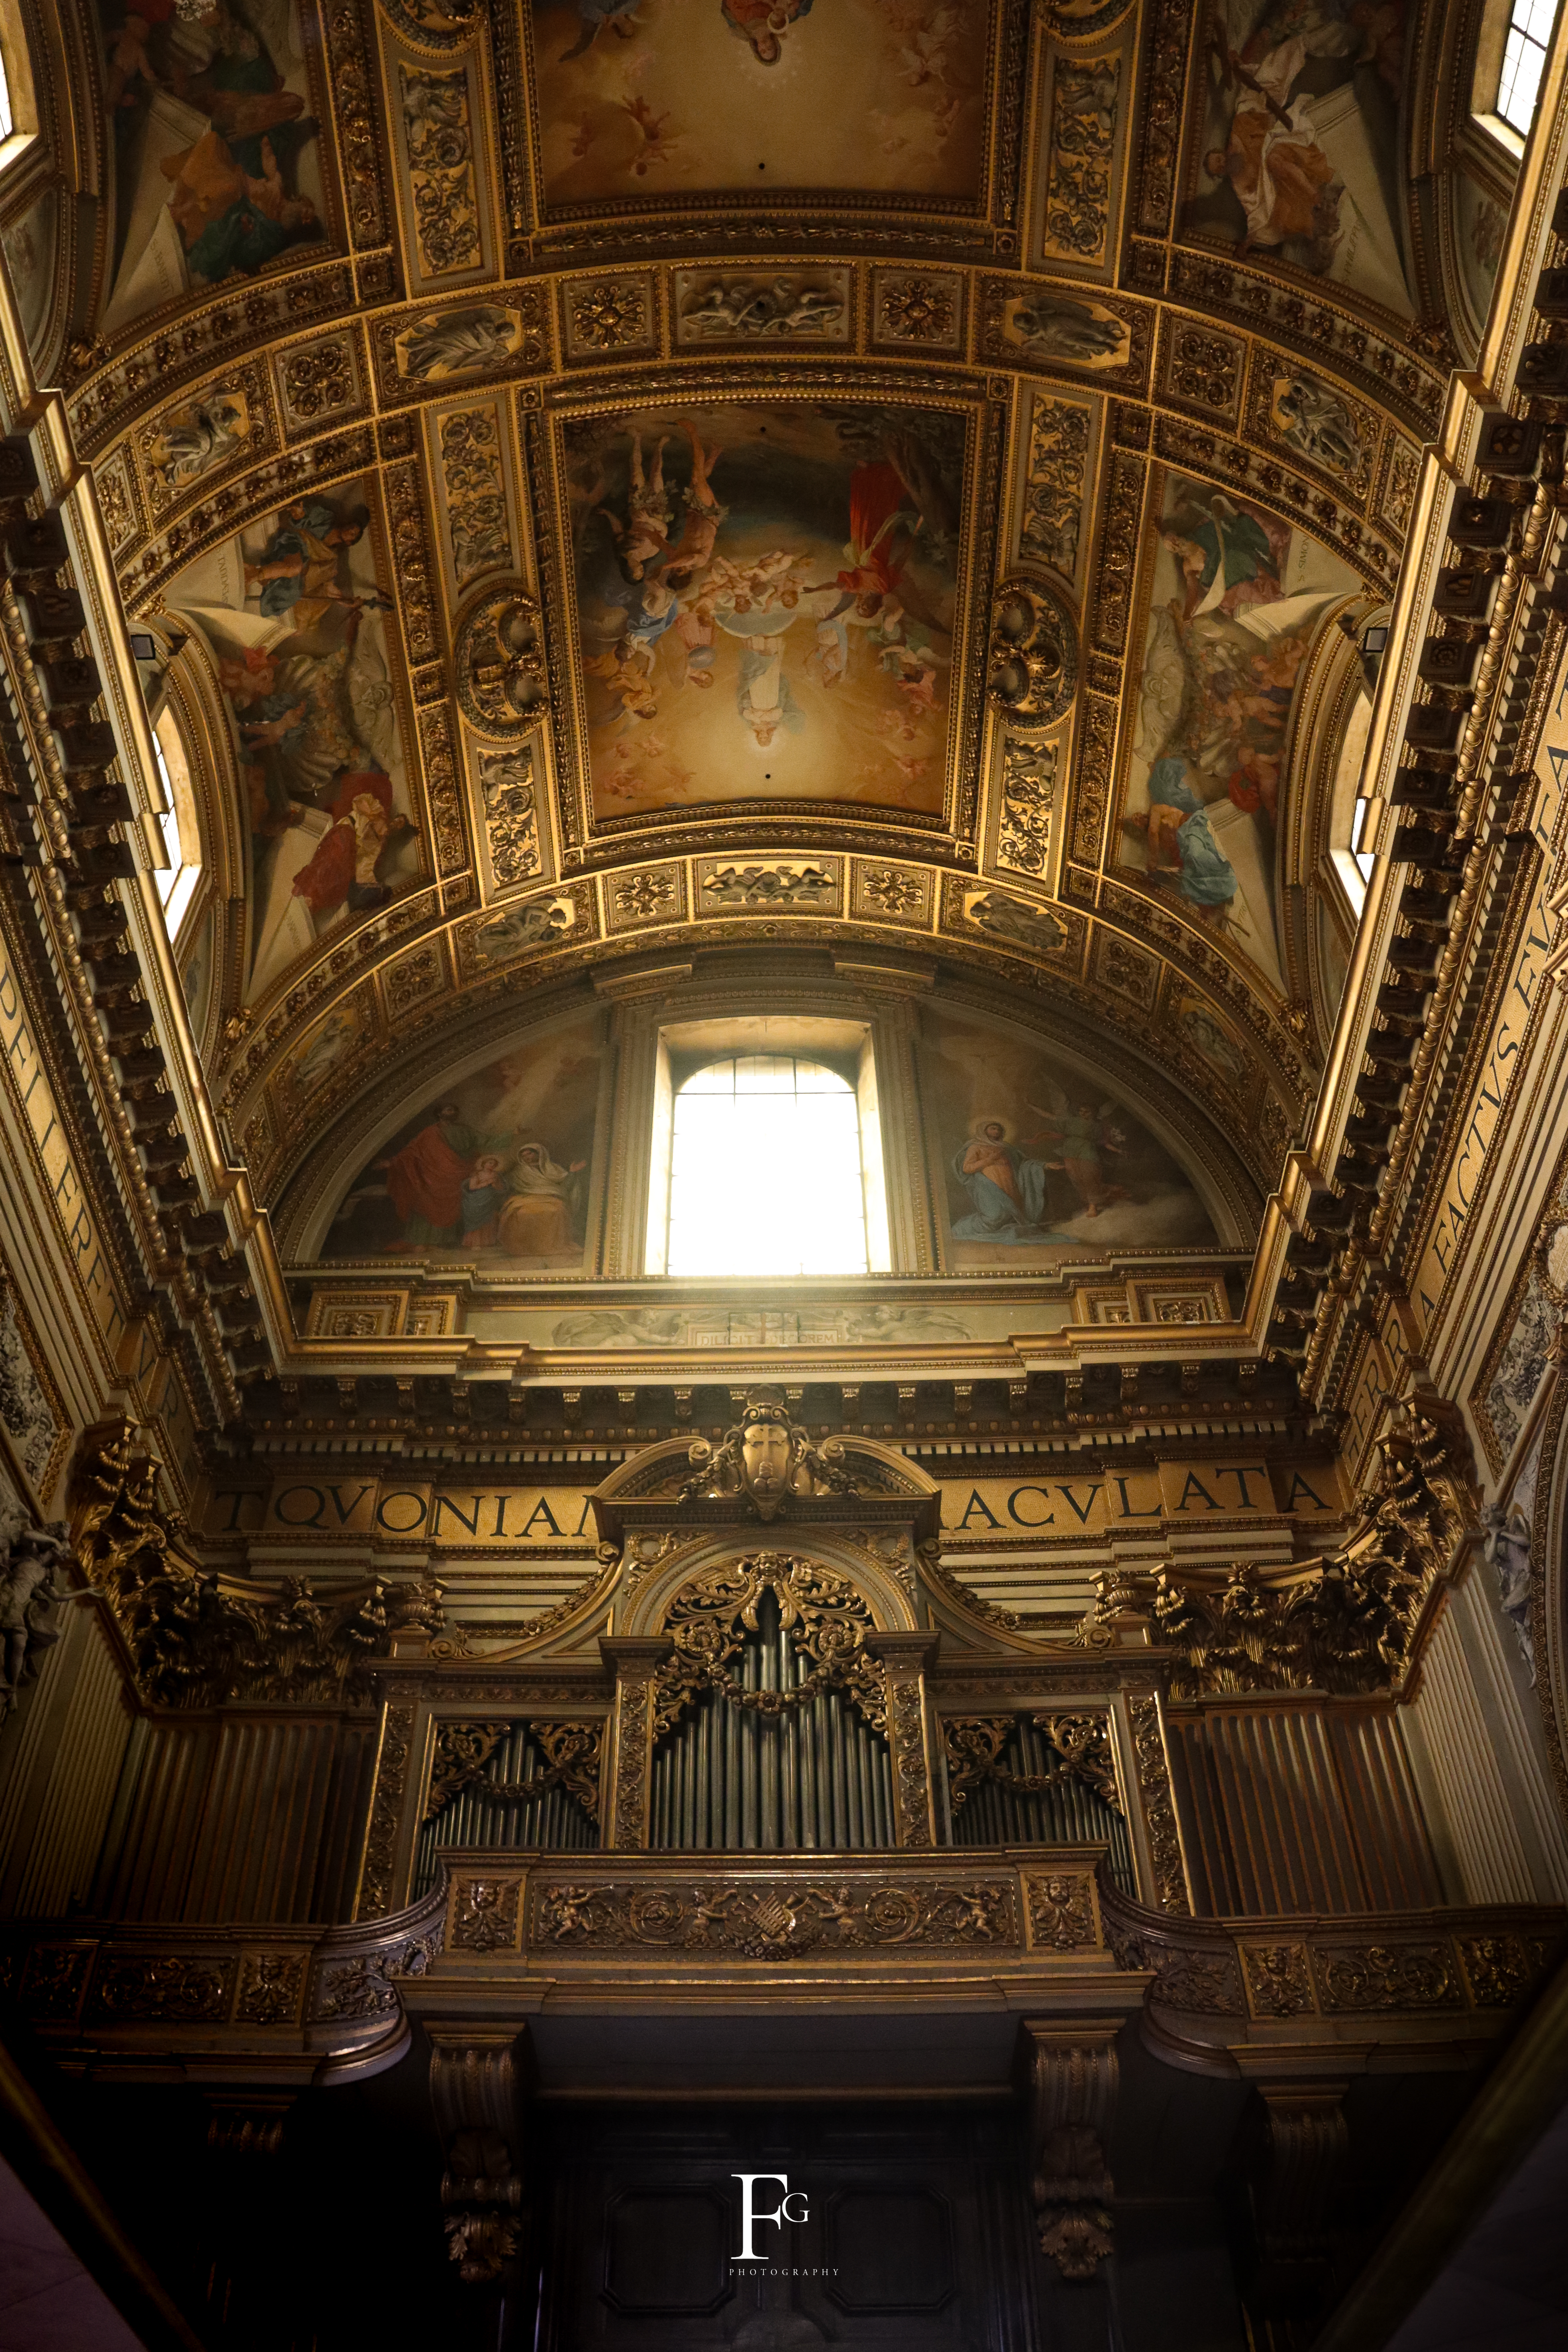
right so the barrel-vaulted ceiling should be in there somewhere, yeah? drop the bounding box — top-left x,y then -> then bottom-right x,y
59,0 -> 1467,1224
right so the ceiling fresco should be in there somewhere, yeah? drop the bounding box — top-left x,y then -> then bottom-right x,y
47,0 -> 1458,1252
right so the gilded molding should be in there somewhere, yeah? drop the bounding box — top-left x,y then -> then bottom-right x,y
531,1873 -> 1018,1954
1124,1693 -> 1189,1914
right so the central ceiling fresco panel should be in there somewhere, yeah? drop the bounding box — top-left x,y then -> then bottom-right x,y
560,398 -> 968,821
527,0 -> 993,209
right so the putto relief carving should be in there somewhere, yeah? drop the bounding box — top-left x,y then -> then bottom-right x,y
696,859 -> 841,911
533,1875 -> 1018,1956
673,270 -> 852,346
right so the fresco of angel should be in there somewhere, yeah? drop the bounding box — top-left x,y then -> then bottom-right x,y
531,0 -> 986,206
565,399 -> 962,812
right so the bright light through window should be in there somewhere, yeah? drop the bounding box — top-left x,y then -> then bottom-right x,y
0,53 -> 12,143
151,720 -> 200,940
1350,792 -> 1376,885
1498,0 -> 1557,131
666,1055 -> 870,1277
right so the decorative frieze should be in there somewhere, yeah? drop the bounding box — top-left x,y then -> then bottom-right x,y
475,746 -> 539,885
532,1874 -> 1018,1954
400,62 -> 482,279
1019,396 -> 1092,581
673,268 -> 852,346
439,406 -> 511,587
1039,57 -> 1121,269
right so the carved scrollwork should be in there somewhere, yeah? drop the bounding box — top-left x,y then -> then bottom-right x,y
653,1554 -> 886,1740
942,1712 -> 1122,1813
454,581 -> 546,737
532,1874 -> 1017,1956
986,576 -> 1077,734
425,1718 -> 603,1822
70,1422 -> 438,1710
1137,1407 -> 1472,1698
377,0 -> 479,47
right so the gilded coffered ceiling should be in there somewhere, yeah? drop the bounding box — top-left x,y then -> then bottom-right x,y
52,0 -> 1460,1226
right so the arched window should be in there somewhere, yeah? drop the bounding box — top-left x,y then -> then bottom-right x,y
150,708 -> 201,942
665,1054 -> 871,1276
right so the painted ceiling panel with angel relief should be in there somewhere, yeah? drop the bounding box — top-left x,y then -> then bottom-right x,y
167,480 -> 418,999
530,0 -> 991,206
1121,473 -> 1360,992
565,400 -> 966,819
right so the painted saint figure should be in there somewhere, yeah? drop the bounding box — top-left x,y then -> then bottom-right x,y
720,0 -> 814,65
951,1118 -> 1075,1243
383,1102 -> 484,1248
497,1142 -> 587,1257
1123,758 -> 1238,930
1204,39 -> 1341,266
290,766 -> 411,914
160,127 -> 318,284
